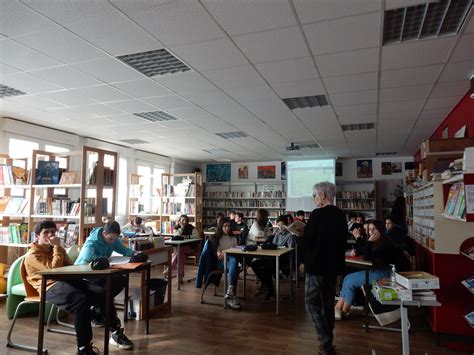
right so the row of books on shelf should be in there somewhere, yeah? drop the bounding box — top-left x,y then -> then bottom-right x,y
336,200 -> 374,210
162,183 -> 195,198
205,191 -> 286,198
443,182 -> 467,219
0,223 -> 28,244
0,196 -> 29,215
204,200 -> 285,208
336,191 -> 373,199
87,162 -> 114,186
160,221 -> 174,234
162,202 -> 194,215
35,199 -> 81,216
0,165 -> 27,185
0,163 -> 82,186
129,201 -> 160,215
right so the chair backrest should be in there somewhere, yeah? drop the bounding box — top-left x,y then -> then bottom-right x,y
20,257 -> 39,299
6,255 -> 26,295
66,245 -> 80,263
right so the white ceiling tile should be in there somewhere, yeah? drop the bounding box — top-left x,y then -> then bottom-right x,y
0,63 -> 22,77
233,27 -> 309,63
256,57 -> 319,84
418,107 -> 452,121
431,81 -> 469,98
293,0 -> 381,24
324,72 -> 378,94
106,99 -> 157,114
0,40 -> 61,71
424,96 -> 461,110
1,1 -> 54,37
111,79 -> 171,98
204,65 -> 266,89
171,38 -> 248,71
463,13 -> 474,33
224,85 -> 279,104
334,103 -> 377,118
39,90 -> 97,106
316,47 -> 379,77
380,64 -> 443,88
272,78 -> 325,98
126,0 -> 225,46
330,90 -> 377,107
109,0 -> 171,15
379,99 -> 425,113
143,95 -> 193,110
3,72 -> 63,94
183,90 -> 235,107
73,85 -> 132,102
150,120 -> 191,129
194,118 -> 235,133
381,37 -> 456,70
450,33 -> 474,63
153,71 -> 217,93
13,25 -> 107,64
103,114 -> 152,126
339,114 -> 377,125
5,95 -> 66,110
71,58 -> 144,83
439,60 -> 474,82
78,103 -> 127,117
304,12 -> 380,55
166,106 -> 215,122
379,85 -> 432,103
29,66 -> 102,89
66,13 -> 164,56
378,111 -> 419,122
202,0 -> 295,35
48,106 -> 95,119
20,0 -> 115,25
412,119 -> 441,135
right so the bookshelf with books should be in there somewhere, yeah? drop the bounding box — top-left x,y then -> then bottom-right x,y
128,173 -> 162,217
160,172 -> 202,236
336,181 -> 377,220
412,181 -> 474,338
442,173 -> 474,222
203,182 -> 286,227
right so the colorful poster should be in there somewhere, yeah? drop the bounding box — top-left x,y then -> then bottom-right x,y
381,162 -> 392,175
257,165 -> 276,179
206,164 -> 231,182
238,165 -> 248,179
357,160 -> 372,178
392,162 -> 402,173
281,162 -> 286,180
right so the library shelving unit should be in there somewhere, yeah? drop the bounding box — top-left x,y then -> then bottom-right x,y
160,172 -> 202,236
203,181 -> 286,227
412,178 -> 474,339
335,181 -> 376,220
128,173 -> 161,226
0,154 -> 30,264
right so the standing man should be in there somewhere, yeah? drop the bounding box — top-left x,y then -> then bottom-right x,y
301,182 -> 347,355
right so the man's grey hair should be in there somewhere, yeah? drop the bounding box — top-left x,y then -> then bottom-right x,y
313,181 -> 336,202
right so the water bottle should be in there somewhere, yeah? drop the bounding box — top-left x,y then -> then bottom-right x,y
390,264 -> 397,287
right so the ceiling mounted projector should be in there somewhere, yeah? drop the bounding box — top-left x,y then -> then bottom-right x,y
286,143 -> 300,151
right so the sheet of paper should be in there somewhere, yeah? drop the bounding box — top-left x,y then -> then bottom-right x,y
108,255 -> 131,265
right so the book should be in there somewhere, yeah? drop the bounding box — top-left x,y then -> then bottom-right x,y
64,224 -> 79,248
35,161 -> 60,185
461,276 -> 474,294
3,197 -> 24,215
59,171 -> 78,184
0,196 -> 10,213
285,220 -> 306,236
444,183 -> 461,216
464,311 -> 474,328
12,166 -> 27,184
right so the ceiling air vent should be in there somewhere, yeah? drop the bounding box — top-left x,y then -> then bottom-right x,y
0,84 -> 26,98
119,139 -> 150,145
117,48 -> 191,77
283,95 -> 329,110
215,131 -> 248,139
134,110 -> 179,122
376,152 -> 398,156
298,143 -> 320,149
341,123 -> 375,132
383,0 -> 472,44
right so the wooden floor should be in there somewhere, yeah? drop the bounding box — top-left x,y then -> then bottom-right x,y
0,265 -> 471,355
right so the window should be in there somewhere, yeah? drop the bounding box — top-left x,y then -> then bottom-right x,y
117,157 -> 128,216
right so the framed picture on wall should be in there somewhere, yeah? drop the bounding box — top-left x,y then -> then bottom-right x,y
257,165 -> 276,179
391,162 -> 402,173
336,162 -> 342,177
357,160 -> 372,178
281,162 -> 286,180
206,164 -> 231,182
381,162 -> 392,175
238,165 -> 248,179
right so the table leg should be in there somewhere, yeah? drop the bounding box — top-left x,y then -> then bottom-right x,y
177,244 -> 181,291
401,305 -> 410,355
289,250 -> 294,301
123,273 -> 129,323
145,264 -> 151,335
364,268 -> 369,332
104,277 -> 112,355
223,255 -> 227,309
276,256 -> 280,316
37,276 -> 47,355
243,256 -> 246,298
295,244 -> 298,288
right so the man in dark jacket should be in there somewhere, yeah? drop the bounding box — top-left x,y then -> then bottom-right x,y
301,181 -> 347,355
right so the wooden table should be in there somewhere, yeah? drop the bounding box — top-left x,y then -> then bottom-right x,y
165,238 -> 201,290
223,246 -> 294,315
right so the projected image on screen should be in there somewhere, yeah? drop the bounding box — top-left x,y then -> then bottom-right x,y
286,160 -> 336,212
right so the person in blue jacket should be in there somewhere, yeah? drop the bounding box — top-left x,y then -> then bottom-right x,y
75,220 -> 135,350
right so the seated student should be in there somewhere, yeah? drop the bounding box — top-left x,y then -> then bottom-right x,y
212,218 -> 241,310
74,220 -> 135,350
335,219 -> 408,320
355,213 -> 366,225
208,213 -> 225,231
349,223 -> 367,256
228,210 -> 238,231
285,213 -> 294,226
251,215 -> 294,302
234,212 -> 249,246
385,215 -> 415,260
295,210 -> 306,223
171,214 -> 199,283
121,216 -> 146,233
24,221 -> 130,354
247,208 -> 273,245
347,212 -> 357,230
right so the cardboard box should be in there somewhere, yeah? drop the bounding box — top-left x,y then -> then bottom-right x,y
421,138 -> 474,159
395,271 -> 440,290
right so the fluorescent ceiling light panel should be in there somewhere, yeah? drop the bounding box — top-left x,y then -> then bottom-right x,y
119,139 -> 150,145
215,131 -> 248,139
297,143 -> 320,149
117,49 -> 191,77
341,123 -> 375,131
383,0 -> 472,44
282,95 -> 329,110
134,110 -> 179,122
202,148 -> 230,154
0,84 -> 26,98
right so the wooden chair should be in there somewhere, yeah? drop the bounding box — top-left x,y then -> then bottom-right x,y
6,257 -> 75,353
